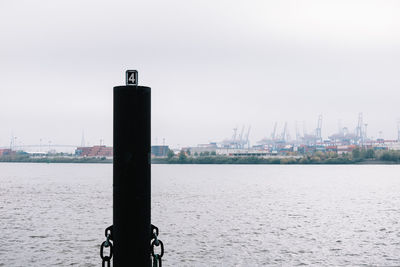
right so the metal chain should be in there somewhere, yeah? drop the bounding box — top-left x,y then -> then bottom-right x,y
99,224 -> 164,266
100,225 -> 113,267
151,224 -> 164,267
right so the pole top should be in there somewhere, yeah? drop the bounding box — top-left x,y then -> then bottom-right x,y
125,70 -> 138,86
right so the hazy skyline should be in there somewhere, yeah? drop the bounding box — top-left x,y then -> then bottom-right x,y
1,0 -> 400,149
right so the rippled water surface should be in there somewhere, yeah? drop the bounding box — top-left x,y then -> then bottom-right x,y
1,163 -> 400,266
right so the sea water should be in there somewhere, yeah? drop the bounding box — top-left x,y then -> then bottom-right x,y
1,163 -> 400,266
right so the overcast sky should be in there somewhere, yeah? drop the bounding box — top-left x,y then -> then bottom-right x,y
1,0 -> 400,149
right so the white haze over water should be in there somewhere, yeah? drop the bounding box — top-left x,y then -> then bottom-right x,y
1,0 -> 400,149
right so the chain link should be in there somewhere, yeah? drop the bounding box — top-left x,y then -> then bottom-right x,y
100,225 -> 113,267
99,224 -> 164,266
152,254 -> 159,267
151,224 -> 164,267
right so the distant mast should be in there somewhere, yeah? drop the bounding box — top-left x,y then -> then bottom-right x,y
81,131 -> 86,147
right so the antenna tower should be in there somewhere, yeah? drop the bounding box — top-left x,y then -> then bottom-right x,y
271,122 -> 277,140
356,113 -> 363,142
397,120 -> 400,141
81,131 -> 86,147
315,114 -> 323,142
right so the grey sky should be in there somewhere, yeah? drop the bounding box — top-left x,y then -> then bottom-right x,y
1,0 -> 400,149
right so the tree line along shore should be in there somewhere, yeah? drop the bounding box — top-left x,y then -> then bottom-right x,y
152,148 -> 400,164
1,149 -> 400,164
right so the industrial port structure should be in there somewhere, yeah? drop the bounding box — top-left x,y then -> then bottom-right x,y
182,113 -> 400,157
1,113 -> 400,159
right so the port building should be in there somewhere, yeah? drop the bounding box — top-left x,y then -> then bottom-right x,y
75,146 -> 113,158
151,145 -> 169,157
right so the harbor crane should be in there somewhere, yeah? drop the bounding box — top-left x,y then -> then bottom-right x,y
245,126 -> 251,149
238,126 -> 245,148
315,114 -> 323,143
295,121 -> 301,142
356,113 -> 364,143
232,127 -> 238,147
271,122 -> 277,140
281,122 -> 288,142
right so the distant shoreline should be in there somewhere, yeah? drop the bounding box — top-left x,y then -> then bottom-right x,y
151,157 -> 400,165
0,157 -> 398,164
0,157 -> 112,164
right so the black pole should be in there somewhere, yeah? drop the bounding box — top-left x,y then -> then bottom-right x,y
113,83 -> 151,266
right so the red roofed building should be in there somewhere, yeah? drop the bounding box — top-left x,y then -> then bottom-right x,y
75,146 -> 113,157
0,149 -> 15,157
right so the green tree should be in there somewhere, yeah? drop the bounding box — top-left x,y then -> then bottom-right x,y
311,156 -> 321,163
365,149 -> 375,159
178,150 -> 187,161
167,149 -> 174,159
352,148 -> 361,159
315,151 -> 325,160
380,151 -> 400,162
210,151 -> 216,156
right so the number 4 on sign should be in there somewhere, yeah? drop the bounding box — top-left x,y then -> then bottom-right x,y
125,70 -> 138,86
128,74 -> 135,83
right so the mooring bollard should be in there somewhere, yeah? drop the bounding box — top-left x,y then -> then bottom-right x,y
113,70 -> 151,266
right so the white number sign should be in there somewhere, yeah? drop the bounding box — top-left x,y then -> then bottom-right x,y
126,70 -> 138,86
